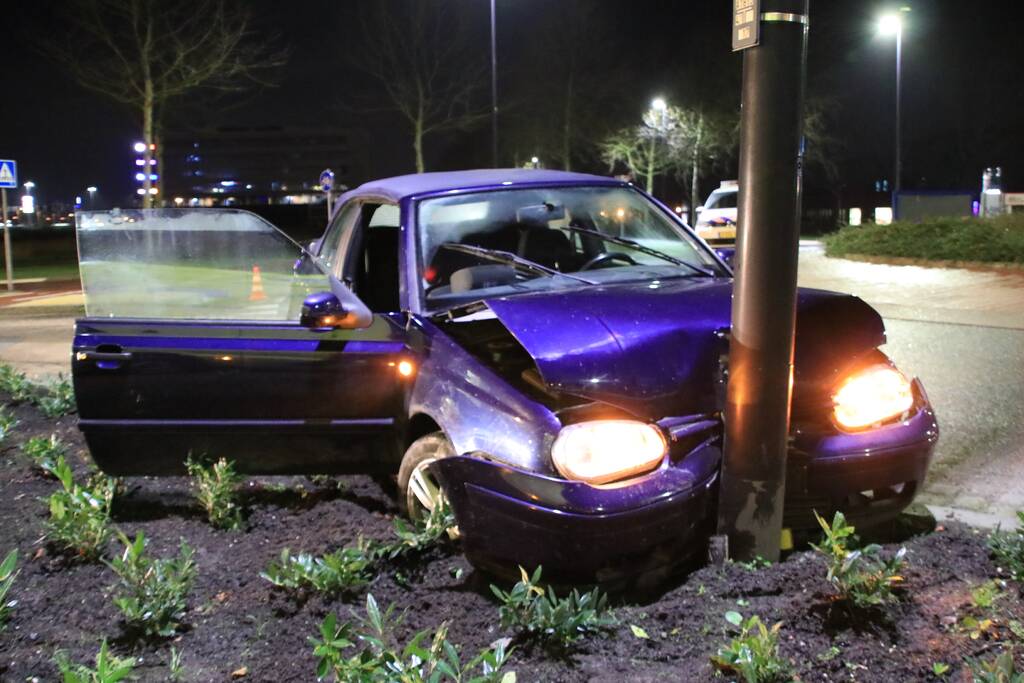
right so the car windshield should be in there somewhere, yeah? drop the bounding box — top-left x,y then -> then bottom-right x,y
76,208 -> 331,320
418,185 -> 723,310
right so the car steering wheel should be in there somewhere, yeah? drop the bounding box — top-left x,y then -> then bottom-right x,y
580,251 -> 638,271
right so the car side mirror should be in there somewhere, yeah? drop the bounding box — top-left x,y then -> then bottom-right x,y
696,205 -> 705,213
715,247 -> 736,269
301,292 -> 354,329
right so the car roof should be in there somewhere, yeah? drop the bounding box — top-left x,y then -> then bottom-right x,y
337,169 -> 623,205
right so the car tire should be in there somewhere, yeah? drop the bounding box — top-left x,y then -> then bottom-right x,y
398,431 -> 455,522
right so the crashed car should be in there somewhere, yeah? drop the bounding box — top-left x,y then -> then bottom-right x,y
72,169 -> 937,583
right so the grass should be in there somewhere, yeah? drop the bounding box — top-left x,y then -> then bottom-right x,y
7,263 -> 81,281
824,214 -> 1024,264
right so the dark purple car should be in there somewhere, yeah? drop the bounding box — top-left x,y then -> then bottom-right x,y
72,170 -> 937,583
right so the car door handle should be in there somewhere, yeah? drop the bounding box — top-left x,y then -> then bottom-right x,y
78,347 -> 132,369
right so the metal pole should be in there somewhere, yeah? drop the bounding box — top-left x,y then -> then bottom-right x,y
717,0 -> 809,562
490,0 -> 499,167
893,23 -> 902,219
2,189 -> 12,291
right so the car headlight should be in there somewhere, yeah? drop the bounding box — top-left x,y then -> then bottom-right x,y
832,364 -> 914,430
551,420 -> 667,485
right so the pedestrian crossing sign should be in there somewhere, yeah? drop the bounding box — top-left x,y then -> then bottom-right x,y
0,160 -> 16,189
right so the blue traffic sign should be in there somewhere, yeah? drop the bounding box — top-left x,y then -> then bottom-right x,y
319,168 -> 335,192
0,160 -> 16,189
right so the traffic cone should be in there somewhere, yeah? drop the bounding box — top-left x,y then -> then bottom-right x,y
248,265 -> 266,301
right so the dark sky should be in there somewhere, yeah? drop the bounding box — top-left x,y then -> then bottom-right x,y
4,0 -> 1023,208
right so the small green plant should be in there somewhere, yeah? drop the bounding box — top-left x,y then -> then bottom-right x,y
0,405 -> 18,443
54,639 -> 136,682
262,543 -> 375,595
811,511 -> 906,608
989,511 -> 1024,582
0,549 -> 18,630
185,456 -> 244,529
0,364 -> 35,403
168,646 -> 185,680
490,566 -> 615,648
45,456 -> 115,560
969,648 -> 1024,683
38,374 -> 76,418
23,433 -> 66,474
106,531 -> 195,638
710,611 -> 791,683
932,661 -> 951,677
380,501 -> 457,560
735,556 -> 773,571
311,594 -> 514,682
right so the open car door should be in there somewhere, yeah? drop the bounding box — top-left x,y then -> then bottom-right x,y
72,209 -> 408,475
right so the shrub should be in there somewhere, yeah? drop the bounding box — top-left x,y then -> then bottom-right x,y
0,406 -> 17,443
38,374 -> 76,418
710,611 -> 791,683
23,434 -> 66,474
54,639 -> 136,683
824,214 -> 1024,264
310,594 -> 514,682
490,566 -> 615,648
45,456 -> 115,560
262,543 -> 374,595
185,456 -> 243,530
106,531 -> 195,638
811,511 -> 906,608
0,364 -> 35,403
969,648 -> 1024,683
989,511 -> 1024,582
0,549 -> 18,631
379,500 -> 457,560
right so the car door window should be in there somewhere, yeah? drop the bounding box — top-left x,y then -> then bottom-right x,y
317,202 -> 360,277
344,203 -> 401,312
76,208 -> 333,321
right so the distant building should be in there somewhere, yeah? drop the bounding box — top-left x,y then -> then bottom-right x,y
162,125 -> 366,206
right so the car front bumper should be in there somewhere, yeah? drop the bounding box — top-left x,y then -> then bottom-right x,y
432,400 -> 938,582
431,443 -> 720,584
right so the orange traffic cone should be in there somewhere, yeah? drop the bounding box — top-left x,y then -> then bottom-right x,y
248,265 -> 266,301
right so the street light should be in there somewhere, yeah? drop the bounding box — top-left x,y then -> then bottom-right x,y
23,181 -> 35,193
878,8 -> 909,218
86,186 -> 98,208
647,98 -> 669,195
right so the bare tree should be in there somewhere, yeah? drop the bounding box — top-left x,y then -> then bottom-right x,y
602,105 -> 731,198
47,0 -> 284,206
349,1 -> 488,173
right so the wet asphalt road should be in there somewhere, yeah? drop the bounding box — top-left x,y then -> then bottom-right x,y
798,242 -> 1024,524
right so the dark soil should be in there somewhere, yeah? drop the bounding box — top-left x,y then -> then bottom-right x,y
1,391 -> 1022,682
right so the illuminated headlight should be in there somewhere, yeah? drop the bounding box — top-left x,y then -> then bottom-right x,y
551,420 -> 667,485
832,365 -> 914,430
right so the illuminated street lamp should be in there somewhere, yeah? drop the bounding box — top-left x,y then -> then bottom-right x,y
878,8 -> 910,218
22,181 -> 35,193
648,97 -> 669,195
86,186 -> 98,207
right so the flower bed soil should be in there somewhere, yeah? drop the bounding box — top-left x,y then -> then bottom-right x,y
0,391 -> 1022,681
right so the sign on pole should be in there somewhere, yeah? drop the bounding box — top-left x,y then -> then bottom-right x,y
0,159 -> 15,291
0,160 -> 17,189
733,0 -> 761,51
320,169 -> 335,219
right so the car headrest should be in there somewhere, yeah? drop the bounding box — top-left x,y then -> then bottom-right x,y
450,265 -> 517,294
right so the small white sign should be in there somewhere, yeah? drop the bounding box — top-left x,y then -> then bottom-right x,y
0,160 -> 17,189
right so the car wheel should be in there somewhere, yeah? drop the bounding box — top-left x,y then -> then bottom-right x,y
398,431 -> 455,523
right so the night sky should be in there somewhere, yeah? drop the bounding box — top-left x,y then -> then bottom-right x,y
4,1 -> 1023,208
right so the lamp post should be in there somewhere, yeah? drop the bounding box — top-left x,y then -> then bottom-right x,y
878,10 -> 908,219
86,186 -> 98,208
490,0 -> 498,168
648,97 -> 668,195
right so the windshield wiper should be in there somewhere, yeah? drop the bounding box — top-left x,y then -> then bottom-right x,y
564,226 -> 718,278
438,243 -> 595,284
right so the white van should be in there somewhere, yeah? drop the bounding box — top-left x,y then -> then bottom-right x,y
695,181 -> 738,244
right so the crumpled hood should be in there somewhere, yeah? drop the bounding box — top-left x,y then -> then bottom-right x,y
484,278 -> 884,418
